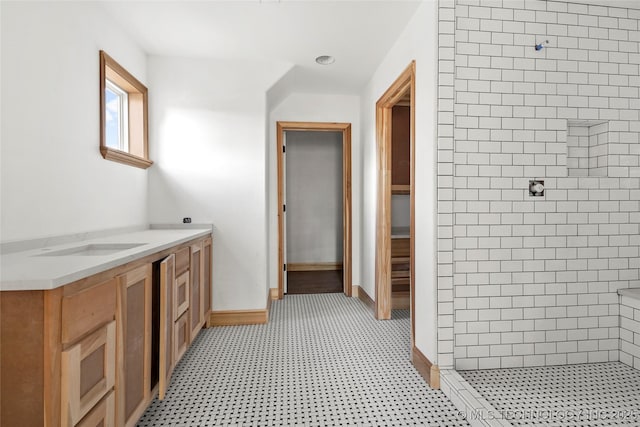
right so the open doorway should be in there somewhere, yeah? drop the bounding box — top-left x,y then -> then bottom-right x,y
375,62 -> 415,343
276,122 -> 352,299
285,130 -> 343,294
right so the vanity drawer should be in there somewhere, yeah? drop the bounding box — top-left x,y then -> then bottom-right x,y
62,278 -> 116,345
175,247 -> 190,276
61,321 -> 116,426
174,271 -> 190,321
174,311 -> 189,364
76,391 -> 115,427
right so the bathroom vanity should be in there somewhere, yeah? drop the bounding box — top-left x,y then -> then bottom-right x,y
0,227 -> 213,427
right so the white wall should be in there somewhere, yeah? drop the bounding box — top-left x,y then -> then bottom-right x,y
147,55 -> 289,310
268,93 -> 361,289
360,0 -> 439,361
286,131 -> 343,264
0,1 -> 148,242
392,195 -> 411,228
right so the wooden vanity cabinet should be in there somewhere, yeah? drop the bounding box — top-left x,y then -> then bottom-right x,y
60,277 -> 119,427
174,270 -> 190,321
116,264 -> 153,427
173,246 -> 191,366
158,254 -> 175,400
0,277 -> 119,427
61,320 -> 116,426
158,239 -> 213,399
189,242 -> 204,342
173,311 -> 190,363
76,391 -> 115,427
0,234 -> 213,427
202,237 -> 212,323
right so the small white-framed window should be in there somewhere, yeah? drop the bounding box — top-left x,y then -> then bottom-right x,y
105,80 -> 129,152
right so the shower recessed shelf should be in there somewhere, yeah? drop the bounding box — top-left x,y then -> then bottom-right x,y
566,120 -> 609,177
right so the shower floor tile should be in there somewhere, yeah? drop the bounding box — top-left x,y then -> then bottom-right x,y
459,362 -> 640,426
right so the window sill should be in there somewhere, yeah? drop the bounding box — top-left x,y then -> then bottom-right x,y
100,147 -> 153,169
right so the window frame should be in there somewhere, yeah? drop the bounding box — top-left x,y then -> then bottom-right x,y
104,79 -> 129,152
99,50 -> 152,169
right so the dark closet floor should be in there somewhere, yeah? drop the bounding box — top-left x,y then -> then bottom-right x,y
286,270 -> 343,294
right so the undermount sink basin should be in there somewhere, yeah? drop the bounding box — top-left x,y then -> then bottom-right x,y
36,243 -> 146,257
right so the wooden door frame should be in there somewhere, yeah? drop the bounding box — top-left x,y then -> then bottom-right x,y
375,62 -> 416,341
277,121 -> 352,299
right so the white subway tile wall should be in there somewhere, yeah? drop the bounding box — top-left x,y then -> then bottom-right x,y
438,0 -> 458,370
620,295 -> 640,369
447,0 -> 640,370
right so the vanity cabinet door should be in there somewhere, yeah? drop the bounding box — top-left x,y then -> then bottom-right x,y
173,246 -> 190,326
175,247 -> 190,277
61,321 -> 116,426
158,254 -> 175,401
116,264 -> 152,427
173,311 -> 189,363
202,237 -> 212,322
189,242 -> 204,342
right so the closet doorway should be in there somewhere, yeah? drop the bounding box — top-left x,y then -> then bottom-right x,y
375,62 -> 415,342
276,122 -> 352,299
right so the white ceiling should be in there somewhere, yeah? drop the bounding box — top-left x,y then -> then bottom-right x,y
102,0 -> 640,96
101,0 -> 423,94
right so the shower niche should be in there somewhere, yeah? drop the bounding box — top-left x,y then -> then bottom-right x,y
566,120 -> 609,177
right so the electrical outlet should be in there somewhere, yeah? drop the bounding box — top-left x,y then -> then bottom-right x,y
183,217 -> 192,224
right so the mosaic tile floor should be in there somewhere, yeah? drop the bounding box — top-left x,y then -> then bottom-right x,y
460,362 -> 640,426
138,293 -> 467,426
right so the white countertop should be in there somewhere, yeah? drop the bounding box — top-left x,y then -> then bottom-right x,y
0,228 -> 211,291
